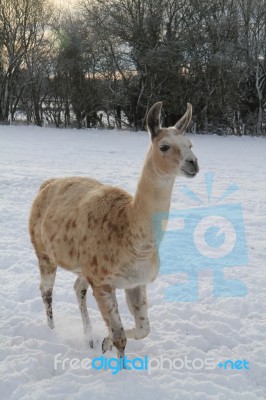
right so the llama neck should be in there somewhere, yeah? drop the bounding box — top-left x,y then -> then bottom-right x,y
133,147 -> 175,217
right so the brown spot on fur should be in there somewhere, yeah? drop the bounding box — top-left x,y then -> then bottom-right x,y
140,317 -> 145,320
87,212 -> 98,227
61,182 -> 74,192
102,285 -> 112,293
65,220 -> 71,230
108,221 -> 118,233
135,305 -> 140,311
92,256 -> 98,267
69,249 -> 73,258
72,220 -> 77,228
40,254 -> 49,262
104,255 -> 109,262
117,209 -> 124,218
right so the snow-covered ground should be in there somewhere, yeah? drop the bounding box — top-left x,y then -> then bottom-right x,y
0,126 -> 265,400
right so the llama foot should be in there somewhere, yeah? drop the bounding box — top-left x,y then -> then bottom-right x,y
85,331 -> 94,348
85,337 -> 94,348
102,336 -> 113,353
47,318 -> 55,329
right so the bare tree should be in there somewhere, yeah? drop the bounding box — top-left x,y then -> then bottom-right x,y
0,0 -> 52,122
0,0 -> 265,133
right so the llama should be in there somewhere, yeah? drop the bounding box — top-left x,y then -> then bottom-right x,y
29,101 -> 199,359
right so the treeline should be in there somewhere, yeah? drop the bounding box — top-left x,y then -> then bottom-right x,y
0,0 -> 266,134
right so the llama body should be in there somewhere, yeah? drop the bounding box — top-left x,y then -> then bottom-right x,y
29,102 -> 199,358
31,177 -> 158,288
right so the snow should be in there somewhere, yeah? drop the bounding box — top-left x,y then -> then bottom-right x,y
0,125 -> 266,399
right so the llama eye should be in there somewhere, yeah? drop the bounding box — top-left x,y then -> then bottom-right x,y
160,145 -> 170,152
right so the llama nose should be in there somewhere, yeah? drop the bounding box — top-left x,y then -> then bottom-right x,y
187,158 -> 199,173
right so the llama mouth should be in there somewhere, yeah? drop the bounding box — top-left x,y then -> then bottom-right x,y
181,168 -> 197,177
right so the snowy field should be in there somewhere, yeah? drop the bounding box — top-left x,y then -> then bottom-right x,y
0,126 -> 266,400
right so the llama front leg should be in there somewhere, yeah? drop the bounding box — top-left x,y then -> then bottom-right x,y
74,276 -> 93,348
92,285 -> 127,359
125,285 -> 150,340
39,255 -> 57,329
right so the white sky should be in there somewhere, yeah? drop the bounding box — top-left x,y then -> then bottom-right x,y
53,0 -> 78,10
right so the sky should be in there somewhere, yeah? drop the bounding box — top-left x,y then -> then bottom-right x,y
53,0 -> 78,10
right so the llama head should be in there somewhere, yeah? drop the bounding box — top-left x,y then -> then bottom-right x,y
147,102 -> 199,178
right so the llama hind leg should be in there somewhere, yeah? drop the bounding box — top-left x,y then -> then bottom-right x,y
74,276 -> 93,348
39,255 -> 57,329
125,285 -> 150,340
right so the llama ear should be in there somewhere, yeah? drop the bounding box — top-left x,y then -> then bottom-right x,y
147,101 -> 162,140
175,103 -> 192,134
